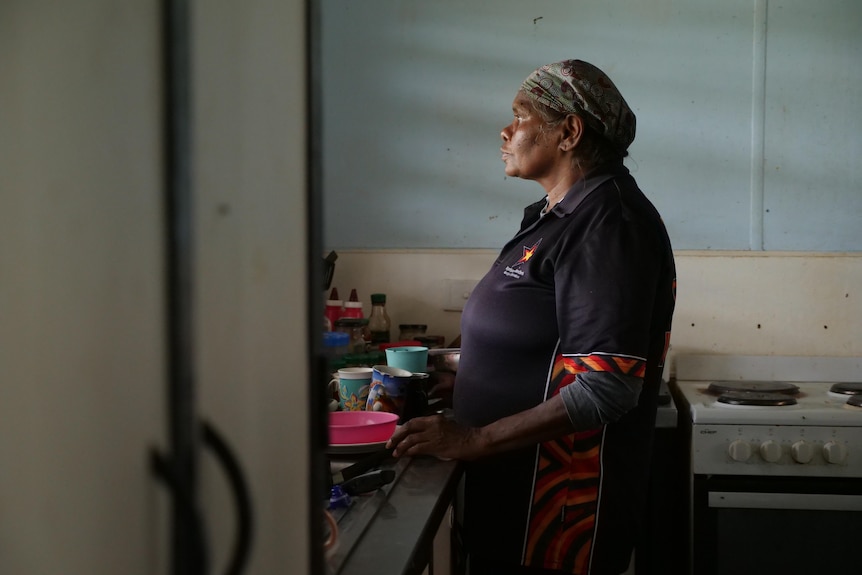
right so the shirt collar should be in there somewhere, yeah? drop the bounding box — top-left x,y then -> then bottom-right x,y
547,162 -> 630,217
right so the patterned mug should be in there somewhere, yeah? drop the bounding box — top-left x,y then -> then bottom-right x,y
366,365 -> 413,419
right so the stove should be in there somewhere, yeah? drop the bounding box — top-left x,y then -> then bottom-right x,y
674,355 -> 862,477
671,355 -> 862,575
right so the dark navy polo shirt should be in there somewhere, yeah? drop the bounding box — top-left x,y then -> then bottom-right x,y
453,162 -> 676,574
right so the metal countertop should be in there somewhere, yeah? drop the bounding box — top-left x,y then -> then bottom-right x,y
326,454 -> 462,575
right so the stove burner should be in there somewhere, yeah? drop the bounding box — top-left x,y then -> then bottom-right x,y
716,391 -> 798,407
708,380 -> 800,396
829,382 -> 862,396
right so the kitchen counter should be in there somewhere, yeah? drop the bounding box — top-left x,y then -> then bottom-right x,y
326,453 -> 463,575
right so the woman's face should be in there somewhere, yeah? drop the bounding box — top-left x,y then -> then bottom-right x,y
500,93 -> 562,181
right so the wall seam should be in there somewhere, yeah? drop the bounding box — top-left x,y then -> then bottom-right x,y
750,0 -> 768,250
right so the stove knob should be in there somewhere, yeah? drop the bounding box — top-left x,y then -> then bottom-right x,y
760,440 -> 782,463
791,440 -> 814,464
728,439 -> 752,462
823,441 -> 848,464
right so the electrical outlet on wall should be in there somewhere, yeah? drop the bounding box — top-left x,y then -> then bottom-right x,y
443,279 -> 478,311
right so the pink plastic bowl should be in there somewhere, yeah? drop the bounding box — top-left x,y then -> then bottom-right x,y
328,411 -> 399,445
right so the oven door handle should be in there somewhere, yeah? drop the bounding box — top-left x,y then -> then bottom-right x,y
709,491 -> 862,511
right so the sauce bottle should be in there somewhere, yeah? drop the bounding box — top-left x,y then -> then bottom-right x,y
324,287 -> 343,332
368,293 -> 392,346
341,288 -> 364,319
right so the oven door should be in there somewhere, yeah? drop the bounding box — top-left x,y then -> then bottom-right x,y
692,475 -> 862,575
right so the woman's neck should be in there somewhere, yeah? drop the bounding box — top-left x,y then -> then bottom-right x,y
541,169 -> 583,208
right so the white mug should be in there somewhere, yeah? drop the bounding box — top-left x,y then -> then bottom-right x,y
330,367 -> 373,411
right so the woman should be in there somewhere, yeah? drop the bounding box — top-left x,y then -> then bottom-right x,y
388,59 -> 676,575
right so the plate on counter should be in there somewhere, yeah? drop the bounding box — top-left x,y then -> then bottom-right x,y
327,440 -> 389,456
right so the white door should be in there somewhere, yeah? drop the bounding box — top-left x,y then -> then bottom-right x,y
0,1 -> 311,574
0,1 -> 168,573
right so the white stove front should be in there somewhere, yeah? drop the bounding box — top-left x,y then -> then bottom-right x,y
673,355 -> 862,478
672,355 -> 862,575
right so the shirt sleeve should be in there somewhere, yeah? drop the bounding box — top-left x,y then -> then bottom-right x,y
554,180 -> 663,366
560,371 -> 643,428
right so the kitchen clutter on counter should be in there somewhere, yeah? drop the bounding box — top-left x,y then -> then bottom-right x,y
321,286 -> 459,450
320,268 -> 465,575
322,286 -> 449,372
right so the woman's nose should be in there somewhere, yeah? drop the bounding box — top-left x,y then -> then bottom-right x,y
500,126 -> 511,141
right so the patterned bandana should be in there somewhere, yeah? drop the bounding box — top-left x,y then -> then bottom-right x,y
520,59 -> 636,153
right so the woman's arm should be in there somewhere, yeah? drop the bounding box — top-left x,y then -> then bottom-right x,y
387,393 -> 573,460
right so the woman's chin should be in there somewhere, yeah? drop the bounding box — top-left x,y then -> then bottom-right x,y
503,165 -> 519,178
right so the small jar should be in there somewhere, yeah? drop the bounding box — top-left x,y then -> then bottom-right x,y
416,335 -> 445,349
398,324 -> 428,341
335,318 -> 369,354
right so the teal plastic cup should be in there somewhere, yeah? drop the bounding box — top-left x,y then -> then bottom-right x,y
385,346 -> 429,373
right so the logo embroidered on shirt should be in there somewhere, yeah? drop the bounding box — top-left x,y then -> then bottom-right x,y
504,239 -> 542,278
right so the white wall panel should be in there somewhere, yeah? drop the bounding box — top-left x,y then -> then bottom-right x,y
763,0 -> 862,250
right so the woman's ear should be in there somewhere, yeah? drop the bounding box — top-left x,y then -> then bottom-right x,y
559,114 -> 584,152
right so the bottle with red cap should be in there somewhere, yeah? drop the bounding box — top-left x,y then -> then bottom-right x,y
324,287 -> 343,331
341,288 -> 364,319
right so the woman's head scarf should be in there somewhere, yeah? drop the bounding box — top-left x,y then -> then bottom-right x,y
521,59 -> 636,153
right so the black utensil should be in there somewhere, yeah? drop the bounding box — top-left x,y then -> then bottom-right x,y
330,447 -> 394,487
341,469 -> 396,495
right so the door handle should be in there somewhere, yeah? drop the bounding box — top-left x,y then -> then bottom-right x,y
149,447 -> 209,575
150,421 -> 253,575
201,420 -> 254,575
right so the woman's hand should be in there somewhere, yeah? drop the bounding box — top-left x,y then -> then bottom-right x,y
386,414 -> 486,461
388,395 -> 575,461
